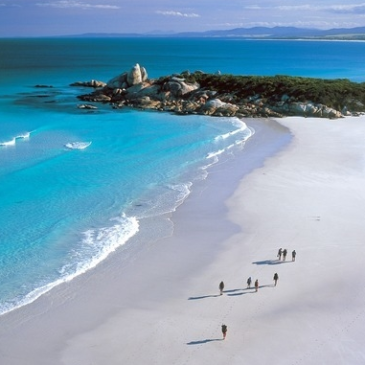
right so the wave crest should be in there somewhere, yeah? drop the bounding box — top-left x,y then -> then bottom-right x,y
0,214 -> 139,316
0,132 -> 31,147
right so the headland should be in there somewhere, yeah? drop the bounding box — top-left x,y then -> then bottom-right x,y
74,63 -> 365,119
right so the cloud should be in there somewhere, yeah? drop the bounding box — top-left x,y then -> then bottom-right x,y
329,3 -> 365,14
245,3 -> 365,14
244,4 -> 318,11
0,2 -> 21,6
243,20 -> 360,29
244,5 -> 263,10
277,5 -> 314,11
209,22 -> 247,28
156,10 -> 200,18
36,1 -> 119,9
276,3 -> 365,14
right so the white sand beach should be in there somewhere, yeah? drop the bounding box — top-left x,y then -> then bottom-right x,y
1,116 -> 365,365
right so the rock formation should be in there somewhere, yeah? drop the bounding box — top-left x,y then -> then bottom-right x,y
106,63 -> 148,89
70,80 -> 106,88
72,64 -> 364,119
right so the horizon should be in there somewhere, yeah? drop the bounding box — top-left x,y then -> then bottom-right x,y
1,25 -> 365,40
1,0 -> 365,38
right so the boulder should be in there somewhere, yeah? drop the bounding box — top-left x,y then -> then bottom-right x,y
77,104 -> 97,109
341,106 -> 352,116
200,98 -> 238,116
163,77 -> 200,97
131,96 -> 161,109
106,72 -> 128,89
204,99 -> 226,109
125,82 -> 160,97
71,80 -> 106,88
127,63 -> 148,86
321,105 -> 342,118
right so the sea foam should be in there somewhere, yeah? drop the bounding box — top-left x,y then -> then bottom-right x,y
0,131 -> 31,147
214,118 -> 249,141
65,141 -> 92,150
207,119 -> 254,159
0,138 -> 16,147
0,214 -> 139,316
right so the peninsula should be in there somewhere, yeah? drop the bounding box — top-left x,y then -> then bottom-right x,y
74,63 -> 365,118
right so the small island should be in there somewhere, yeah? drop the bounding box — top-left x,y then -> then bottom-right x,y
74,63 -> 365,119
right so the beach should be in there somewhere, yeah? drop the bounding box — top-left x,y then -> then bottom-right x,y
1,116 -> 365,365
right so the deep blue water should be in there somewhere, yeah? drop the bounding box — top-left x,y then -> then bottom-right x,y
0,37 -> 364,315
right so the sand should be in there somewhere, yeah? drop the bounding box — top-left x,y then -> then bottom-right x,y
0,116 -> 365,365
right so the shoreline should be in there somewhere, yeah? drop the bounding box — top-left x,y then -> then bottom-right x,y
0,118 -> 290,364
1,116 -> 365,364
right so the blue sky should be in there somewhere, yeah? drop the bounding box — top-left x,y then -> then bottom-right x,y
1,0 -> 365,37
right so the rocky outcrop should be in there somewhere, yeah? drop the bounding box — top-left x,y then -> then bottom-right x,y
162,76 -> 200,97
106,63 -> 148,89
127,63 -> 148,86
77,104 -> 98,109
70,80 -> 106,88
198,99 -> 239,116
73,64 -> 364,119
272,100 -> 342,118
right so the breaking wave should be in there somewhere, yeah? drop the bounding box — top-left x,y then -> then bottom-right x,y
0,132 -> 31,147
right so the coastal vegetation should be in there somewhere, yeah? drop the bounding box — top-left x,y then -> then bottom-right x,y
177,72 -> 365,112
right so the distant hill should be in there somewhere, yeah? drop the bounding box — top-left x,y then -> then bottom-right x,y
74,26 -> 365,40
174,26 -> 365,40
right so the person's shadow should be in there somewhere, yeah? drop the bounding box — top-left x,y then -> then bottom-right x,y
223,288 -> 241,294
258,284 -> 272,289
228,290 -> 251,296
186,338 -> 222,345
188,294 -> 221,300
252,259 -> 290,265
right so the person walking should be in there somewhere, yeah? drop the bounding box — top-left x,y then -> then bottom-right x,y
273,272 -> 279,286
277,248 -> 283,260
247,276 -> 252,289
255,279 -> 259,292
292,250 -> 296,261
221,324 -> 228,340
219,281 -> 224,295
283,249 -> 288,261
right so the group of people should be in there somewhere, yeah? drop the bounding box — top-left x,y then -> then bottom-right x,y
247,273 -> 279,290
246,276 -> 259,292
277,248 -> 296,261
219,249 -> 297,339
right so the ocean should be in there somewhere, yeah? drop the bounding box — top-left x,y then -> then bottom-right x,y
0,37 -> 364,316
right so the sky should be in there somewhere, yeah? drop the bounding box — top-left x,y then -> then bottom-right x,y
1,0 -> 365,37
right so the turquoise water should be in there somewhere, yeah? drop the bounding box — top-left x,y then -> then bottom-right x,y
0,38 -> 364,315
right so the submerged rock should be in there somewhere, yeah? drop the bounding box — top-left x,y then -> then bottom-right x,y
70,80 -> 106,88
77,104 -> 98,109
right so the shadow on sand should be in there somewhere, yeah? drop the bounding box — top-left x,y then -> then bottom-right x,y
188,294 -> 221,300
189,285 -> 274,300
186,338 -> 222,345
228,291 -> 249,297
252,259 -> 291,265
227,288 -> 254,296
223,288 -> 242,294
228,285 -> 272,295
259,284 -> 273,289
